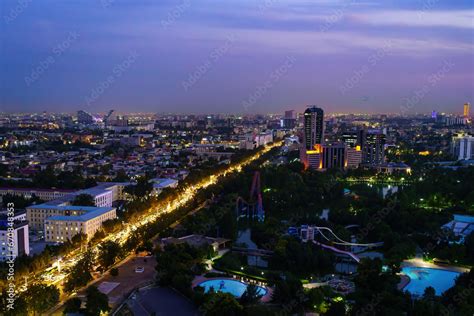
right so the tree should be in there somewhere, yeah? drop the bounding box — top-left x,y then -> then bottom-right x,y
240,284 -> 263,305
71,232 -> 88,248
465,231 -> 474,262
85,286 -> 110,316
305,287 -> 325,311
201,292 -> 243,316
72,194 -> 95,206
110,267 -> 119,276
98,241 -> 122,269
0,290 -> 28,316
423,286 -> 436,301
442,269 -> 474,315
1,193 -> 44,209
271,279 -> 304,305
65,249 -> 95,292
113,168 -> 129,182
155,243 -> 206,287
326,300 -> 346,316
0,164 -> 8,177
24,284 -> 60,315
33,165 -> 58,188
63,297 -> 82,314
84,177 -> 97,188
125,176 -> 153,198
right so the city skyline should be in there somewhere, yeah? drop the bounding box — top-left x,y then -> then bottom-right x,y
1,0 -> 473,114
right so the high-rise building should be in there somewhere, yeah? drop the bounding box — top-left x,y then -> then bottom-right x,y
431,110 -> 438,119
464,102 -> 471,118
304,106 -> 324,150
451,133 -> 474,160
346,146 -> 363,168
280,109 -> 297,128
341,131 -> 359,148
285,110 -> 296,119
321,143 -> 346,169
302,142 -> 362,170
444,116 -> 467,126
0,213 -> 29,261
361,129 -> 386,165
300,106 -> 324,169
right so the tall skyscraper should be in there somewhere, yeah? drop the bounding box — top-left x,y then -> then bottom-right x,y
464,102 -> 471,118
304,106 -> 324,150
280,109 -> 297,128
341,131 -> 359,148
362,129 -> 386,165
285,110 -> 296,119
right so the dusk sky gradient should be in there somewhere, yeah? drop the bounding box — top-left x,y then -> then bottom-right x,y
1,0 -> 473,114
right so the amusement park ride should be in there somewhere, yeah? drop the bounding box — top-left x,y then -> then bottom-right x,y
235,171 -> 382,263
236,171 -> 265,221
290,225 -> 384,263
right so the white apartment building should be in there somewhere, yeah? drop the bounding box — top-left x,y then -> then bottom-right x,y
452,133 -> 474,160
26,205 -> 116,242
44,206 -> 116,242
0,218 -> 29,261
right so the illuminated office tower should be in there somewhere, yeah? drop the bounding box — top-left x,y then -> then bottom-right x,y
464,103 -> 471,118
341,131 -> 359,148
361,129 -> 386,165
304,106 -> 324,150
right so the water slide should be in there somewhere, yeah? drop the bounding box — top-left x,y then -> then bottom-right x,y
315,227 -> 384,248
312,240 -> 361,263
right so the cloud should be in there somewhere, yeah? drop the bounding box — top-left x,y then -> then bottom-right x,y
350,10 -> 474,29
174,26 -> 473,57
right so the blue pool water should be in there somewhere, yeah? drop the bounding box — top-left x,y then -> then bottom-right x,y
198,279 -> 267,297
402,266 -> 460,296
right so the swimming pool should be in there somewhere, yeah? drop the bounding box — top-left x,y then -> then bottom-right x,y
197,279 -> 267,297
401,266 -> 460,296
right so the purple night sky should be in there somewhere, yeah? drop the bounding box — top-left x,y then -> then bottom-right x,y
1,0 -> 473,114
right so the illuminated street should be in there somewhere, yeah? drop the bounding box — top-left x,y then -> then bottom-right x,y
33,141 -> 282,306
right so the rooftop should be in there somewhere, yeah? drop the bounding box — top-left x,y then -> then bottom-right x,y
41,205 -> 116,222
